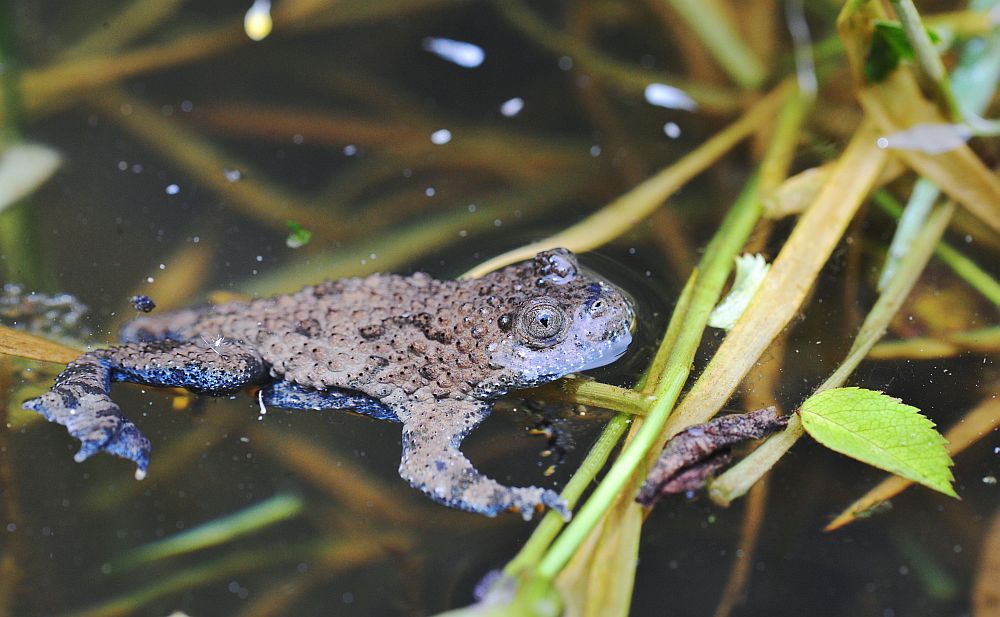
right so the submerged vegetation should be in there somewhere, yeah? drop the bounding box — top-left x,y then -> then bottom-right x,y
0,0 -> 998,615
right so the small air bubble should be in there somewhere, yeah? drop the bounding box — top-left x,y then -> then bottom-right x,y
983,475 -> 997,485
431,129 -> 452,145
292,133 -> 304,145
663,122 -> 681,138
425,186 -> 436,197
590,145 -> 601,157
117,161 -> 128,171
165,184 -> 180,195
500,97 -> 524,117
146,276 -> 154,283
223,167 -> 243,182
421,37 -> 485,68
343,144 -> 357,156
558,56 -> 573,71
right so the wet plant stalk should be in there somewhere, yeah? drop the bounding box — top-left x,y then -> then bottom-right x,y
875,191 -> 1000,308
890,0 -> 962,120
710,201 -> 957,505
504,275 -> 697,576
533,173 -> 765,582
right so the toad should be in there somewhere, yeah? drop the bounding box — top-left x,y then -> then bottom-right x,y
24,249 -> 633,519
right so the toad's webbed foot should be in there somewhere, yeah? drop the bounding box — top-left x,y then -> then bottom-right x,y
23,339 -> 267,477
23,355 -> 150,477
398,400 -> 569,520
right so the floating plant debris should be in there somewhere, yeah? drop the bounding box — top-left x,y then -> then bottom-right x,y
285,220 -> 313,248
637,407 -> 788,507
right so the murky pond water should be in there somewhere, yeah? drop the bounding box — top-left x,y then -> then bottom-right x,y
1,1 -> 998,616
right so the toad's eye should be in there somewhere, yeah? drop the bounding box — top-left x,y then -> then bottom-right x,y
516,298 -> 568,348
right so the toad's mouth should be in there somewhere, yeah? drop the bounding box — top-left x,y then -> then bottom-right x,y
574,327 -> 632,373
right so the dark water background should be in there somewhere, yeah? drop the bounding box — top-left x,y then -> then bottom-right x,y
2,1 -> 998,615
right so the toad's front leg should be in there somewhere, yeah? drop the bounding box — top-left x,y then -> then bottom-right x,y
23,339 -> 267,477
397,399 -> 569,520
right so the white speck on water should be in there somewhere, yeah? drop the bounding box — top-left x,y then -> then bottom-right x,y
458,230 -> 468,237
369,253 -> 377,260
165,184 -> 180,195
663,122 -> 682,138
343,144 -> 357,156
257,390 -> 268,417
431,129 -> 452,145
180,100 -> 194,113
590,145 -> 601,157
558,56 -> 573,71
244,0 -> 273,41
493,218 -> 502,227
984,475 -> 997,485
5,523 -> 15,532
500,97 -> 524,117
192,236 -> 200,243
131,163 -> 143,174
467,203 -> 477,212
255,255 -> 263,262
159,263 -> 165,270
965,235 -> 973,243
644,83 -> 698,111
292,133 -> 304,145
240,436 -> 250,443
342,592 -> 354,604
877,123 -> 972,154
223,167 -> 243,182
422,37 -> 485,68
425,186 -> 436,197
117,161 -> 127,171
146,276 -> 154,283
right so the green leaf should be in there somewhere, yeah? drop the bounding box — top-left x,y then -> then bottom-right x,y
865,20 -> 942,82
799,387 -> 956,497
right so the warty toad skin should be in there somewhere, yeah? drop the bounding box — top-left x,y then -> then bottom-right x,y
24,249 -> 634,519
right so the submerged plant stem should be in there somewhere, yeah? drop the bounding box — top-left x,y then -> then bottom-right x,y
664,0 -> 767,88
463,80 -> 792,278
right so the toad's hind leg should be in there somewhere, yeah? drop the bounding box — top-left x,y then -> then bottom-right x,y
398,400 -> 569,520
23,339 -> 267,477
